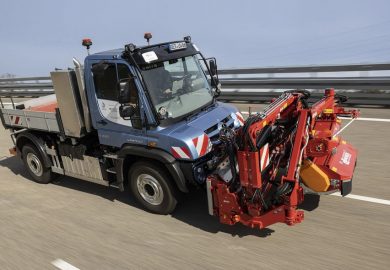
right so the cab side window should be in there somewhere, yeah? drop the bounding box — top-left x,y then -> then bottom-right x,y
92,63 -> 134,101
93,63 -> 118,101
117,64 -> 131,80
92,62 -> 142,129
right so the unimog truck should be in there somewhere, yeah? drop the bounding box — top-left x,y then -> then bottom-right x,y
0,35 -> 358,230
0,35 -> 242,214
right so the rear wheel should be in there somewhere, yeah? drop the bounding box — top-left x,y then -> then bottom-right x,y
22,144 -> 53,184
129,161 -> 178,215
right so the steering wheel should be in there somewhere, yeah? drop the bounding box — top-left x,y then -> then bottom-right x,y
155,89 -> 172,103
182,74 -> 194,92
172,73 -> 196,96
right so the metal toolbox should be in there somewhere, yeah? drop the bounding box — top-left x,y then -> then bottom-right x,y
51,70 -> 86,138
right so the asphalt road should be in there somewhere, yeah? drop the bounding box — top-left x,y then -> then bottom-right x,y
0,106 -> 389,270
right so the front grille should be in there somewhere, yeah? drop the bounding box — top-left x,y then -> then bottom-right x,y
204,114 -> 235,142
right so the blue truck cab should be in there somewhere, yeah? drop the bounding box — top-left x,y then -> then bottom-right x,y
1,36 -> 243,214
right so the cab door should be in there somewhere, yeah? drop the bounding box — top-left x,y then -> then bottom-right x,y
88,61 -> 146,147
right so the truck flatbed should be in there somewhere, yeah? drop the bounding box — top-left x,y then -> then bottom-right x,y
0,107 -> 60,133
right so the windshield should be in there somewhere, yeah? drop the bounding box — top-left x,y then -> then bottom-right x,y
140,55 -> 213,120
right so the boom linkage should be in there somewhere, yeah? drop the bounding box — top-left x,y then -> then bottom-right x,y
207,89 -> 359,230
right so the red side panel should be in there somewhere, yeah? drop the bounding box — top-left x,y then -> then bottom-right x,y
326,141 -> 357,180
237,150 -> 262,188
237,151 -> 249,187
248,151 -> 261,188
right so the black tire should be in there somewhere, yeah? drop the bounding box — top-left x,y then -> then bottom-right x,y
129,161 -> 178,215
22,144 -> 53,184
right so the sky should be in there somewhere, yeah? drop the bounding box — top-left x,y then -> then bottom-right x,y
0,0 -> 389,76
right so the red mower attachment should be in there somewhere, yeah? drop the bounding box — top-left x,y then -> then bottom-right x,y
206,89 -> 359,230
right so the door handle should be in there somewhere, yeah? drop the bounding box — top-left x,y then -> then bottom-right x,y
97,119 -> 108,126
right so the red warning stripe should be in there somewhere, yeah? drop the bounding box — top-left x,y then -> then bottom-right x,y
192,134 -> 210,157
171,146 -> 191,159
260,143 -> 270,171
10,116 -> 21,125
236,112 -> 244,126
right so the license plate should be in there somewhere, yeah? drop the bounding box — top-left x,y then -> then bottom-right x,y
169,42 -> 187,51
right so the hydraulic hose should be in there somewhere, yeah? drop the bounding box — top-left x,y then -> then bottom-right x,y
256,125 -> 272,149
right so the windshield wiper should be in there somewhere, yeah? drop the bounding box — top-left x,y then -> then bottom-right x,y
183,100 -> 215,121
201,101 -> 216,112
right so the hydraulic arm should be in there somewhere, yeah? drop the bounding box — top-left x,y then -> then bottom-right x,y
207,89 -> 359,229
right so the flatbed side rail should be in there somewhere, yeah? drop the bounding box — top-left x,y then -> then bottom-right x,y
0,107 -> 60,133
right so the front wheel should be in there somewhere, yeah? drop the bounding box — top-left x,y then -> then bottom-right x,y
129,162 -> 179,215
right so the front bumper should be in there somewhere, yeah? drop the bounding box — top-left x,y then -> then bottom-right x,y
179,154 -> 212,186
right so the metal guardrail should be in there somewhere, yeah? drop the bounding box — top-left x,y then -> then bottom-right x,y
217,63 -> 390,106
218,62 -> 390,75
220,77 -> 390,90
1,63 -> 390,106
218,91 -> 390,106
0,76 -> 51,82
0,77 -> 52,98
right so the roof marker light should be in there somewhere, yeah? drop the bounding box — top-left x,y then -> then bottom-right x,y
82,38 -> 92,55
144,32 -> 152,45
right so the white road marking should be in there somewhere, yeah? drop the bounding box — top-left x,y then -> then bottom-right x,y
332,118 -> 356,137
240,111 -> 390,122
51,259 -> 80,270
330,192 -> 390,206
339,117 -> 390,122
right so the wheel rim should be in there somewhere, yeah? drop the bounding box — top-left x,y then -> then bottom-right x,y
136,174 -> 164,205
26,152 -> 43,177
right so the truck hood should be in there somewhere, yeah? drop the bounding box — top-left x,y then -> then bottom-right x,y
147,102 -> 240,161
168,102 -> 238,137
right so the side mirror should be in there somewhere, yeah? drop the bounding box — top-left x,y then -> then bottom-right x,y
119,105 -> 136,118
211,77 -> 220,88
209,59 -> 217,76
118,77 -> 137,104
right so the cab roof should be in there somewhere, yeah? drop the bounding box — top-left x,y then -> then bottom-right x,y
86,48 -> 124,60
86,40 -> 199,64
